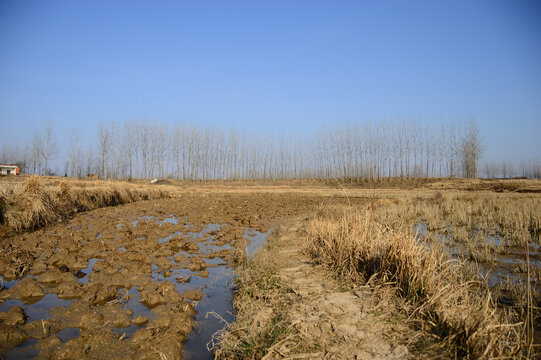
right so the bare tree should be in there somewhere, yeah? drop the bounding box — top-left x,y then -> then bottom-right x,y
69,129 -> 81,177
39,122 -> 58,175
98,123 -> 110,179
123,121 -> 137,179
86,144 -> 95,176
460,119 -> 482,178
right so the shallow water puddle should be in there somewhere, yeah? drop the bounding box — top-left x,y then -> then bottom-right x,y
4,338 -> 39,359
1,294 -> 76,359
56,327 -> 80,342
0,294 -> 74,322
0,276 -> 18,290
77,258 -> 104,284
182,229 -> 270,359
181,266 -> 236,359
110,286 -> 156,339
154,224 -> 268,358
413,223 -> 540,290
244,229 -> 272,259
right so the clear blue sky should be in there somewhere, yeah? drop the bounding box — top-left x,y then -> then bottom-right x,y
1,0 -> 540,165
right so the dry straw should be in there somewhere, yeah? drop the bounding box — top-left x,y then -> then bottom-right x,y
0,176 -> 169,232
304,205 -> 528,358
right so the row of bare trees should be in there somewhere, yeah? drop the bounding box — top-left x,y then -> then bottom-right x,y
2,119 -> 538,180
0,123 -> 58,175
93,121 -> 309,180
85,119 -> 482,180
482,158 -> 541,179
312,120 -> 468,178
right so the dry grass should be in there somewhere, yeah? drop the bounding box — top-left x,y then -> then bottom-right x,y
213,229 -> 299,359
365,191 -> 541,253
81,176 -> 541,194
0,176 -> 170,232
304,205 -> 530,358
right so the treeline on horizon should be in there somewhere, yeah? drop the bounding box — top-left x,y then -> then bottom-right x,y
1,119 -> 540,180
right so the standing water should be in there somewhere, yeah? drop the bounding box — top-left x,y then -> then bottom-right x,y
181,227 -> 272,359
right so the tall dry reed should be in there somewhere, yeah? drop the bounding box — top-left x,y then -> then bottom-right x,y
0,176 -> 169,231
304,205 -> 527,358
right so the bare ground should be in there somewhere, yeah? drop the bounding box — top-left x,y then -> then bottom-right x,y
276,219 -> 414,359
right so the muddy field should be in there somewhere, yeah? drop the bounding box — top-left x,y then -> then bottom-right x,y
0,192 -> 334,359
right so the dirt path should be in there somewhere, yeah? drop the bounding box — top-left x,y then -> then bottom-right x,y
246,216 -> 420,359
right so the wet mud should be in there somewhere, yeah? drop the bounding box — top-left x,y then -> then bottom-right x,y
0,193 -> 324,359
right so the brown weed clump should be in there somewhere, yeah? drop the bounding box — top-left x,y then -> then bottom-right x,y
1,176 -> 57,231
304,206 -> 527,358
0,176 -> 170,232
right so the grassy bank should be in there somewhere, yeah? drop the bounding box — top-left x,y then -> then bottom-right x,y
304,204 -> 535,358
0,176 -> 170,232
213,228 -> 299,359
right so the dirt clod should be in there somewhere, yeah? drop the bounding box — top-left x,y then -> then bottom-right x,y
0,306 -> 25,326
8,277 -> 45,302
131,315 -> 148,326
0,324 -> 29,352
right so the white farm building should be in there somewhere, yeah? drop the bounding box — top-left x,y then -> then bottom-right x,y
0,164 -> 20,175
